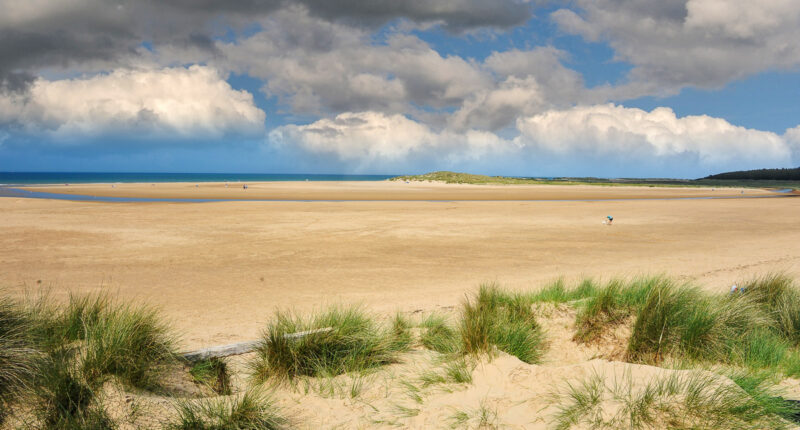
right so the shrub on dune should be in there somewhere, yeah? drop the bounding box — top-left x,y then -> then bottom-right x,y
251,306 -> 410,382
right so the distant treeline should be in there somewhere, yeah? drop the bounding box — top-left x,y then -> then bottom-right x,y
704,167 -> 800,181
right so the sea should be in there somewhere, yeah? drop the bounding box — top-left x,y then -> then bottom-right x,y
0,172 -> 395,185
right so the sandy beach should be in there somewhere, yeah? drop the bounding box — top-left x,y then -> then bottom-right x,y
18,180 -> 775,201
1,182 -> 797,349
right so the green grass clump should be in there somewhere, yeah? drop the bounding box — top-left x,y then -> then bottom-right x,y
58,294 -> 113,343
740,274 -> 800,344
460,284 -> 545,363
390,313 -> 413,352
251,306 -> 410,382
419,314 -> 460,355
79,302 -> 177,389
0,296 -> 39,424
574,281 -> 627,343
626,280 -> 773,363
1,291 -> 177,427
526,279 -> 598,304
417,285 -> 545,363
190,358 -> 231,395
574,277 -> 669,343
32,351 -> 114,429
170,389 -> 288,430
727,369 -> 800,422
20,293 -> 177,390
552,371 -> 795,429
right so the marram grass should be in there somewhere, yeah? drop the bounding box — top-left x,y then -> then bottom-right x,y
0,295 -> 39,424
250,305 -> 411,382
551,370 -> 797,430
1,291 -> 177,428
170,388 -> 288,430
460,284 -> 545,363
418,284 -> 546,363
190,357 -> 232,395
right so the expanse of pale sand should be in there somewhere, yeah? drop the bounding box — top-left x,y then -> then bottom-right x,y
3,181 -> 800,428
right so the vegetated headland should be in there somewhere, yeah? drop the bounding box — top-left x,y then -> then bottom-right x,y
5,273 -> 800,428
392,167 -> 800,190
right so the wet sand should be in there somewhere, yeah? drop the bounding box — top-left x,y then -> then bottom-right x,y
1,182 -> 798,349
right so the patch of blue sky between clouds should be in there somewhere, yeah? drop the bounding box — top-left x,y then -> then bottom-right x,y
624,70 -> 800,134
400,5 -> 633,89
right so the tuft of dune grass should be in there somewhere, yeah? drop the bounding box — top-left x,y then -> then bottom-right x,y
78,301 -> 177,389
417,285 -> 546,364
0,295 -> 40,424
419,313 -> 460,355
573,277 -> 667,343
170,388 -> 288,430
526,278 -> 598,304
551,370 -> 797,430
625,278 -> 798,367
31,350 -> 114,429
1,291 -> 177,427
739,273 -> 800,344
460,284 -> 545,363
190,358 -> 231,395
250,305 -> 411,383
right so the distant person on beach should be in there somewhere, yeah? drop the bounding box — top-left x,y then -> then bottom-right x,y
605,215 -> 613,225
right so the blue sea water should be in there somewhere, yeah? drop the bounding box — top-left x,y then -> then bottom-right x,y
0,172 -> 395,185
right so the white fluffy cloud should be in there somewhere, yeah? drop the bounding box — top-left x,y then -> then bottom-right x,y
0,66 -> 265,139
270,105 -> 796,177
270,111 -> 512,171
553,0 -> 800,90
515,104 -> 793,172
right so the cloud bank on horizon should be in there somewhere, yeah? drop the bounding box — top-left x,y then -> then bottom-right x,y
1,0 -> 799,177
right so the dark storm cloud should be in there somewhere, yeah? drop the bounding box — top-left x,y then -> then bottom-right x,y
0,0 -> 532,91
290,0 -> 531,31
158,0 -> 531,30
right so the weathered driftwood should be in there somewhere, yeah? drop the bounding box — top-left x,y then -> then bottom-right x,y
181,327 -> 333,362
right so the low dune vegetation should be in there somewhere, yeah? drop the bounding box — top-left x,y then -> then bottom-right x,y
249,306 -> 413,383
418,284 -> 546,364
2,274 -> 800,428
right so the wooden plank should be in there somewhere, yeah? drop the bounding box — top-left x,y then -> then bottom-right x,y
181,327 -> 333,362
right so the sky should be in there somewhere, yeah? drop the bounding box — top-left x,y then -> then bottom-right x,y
1,0 -> 799,178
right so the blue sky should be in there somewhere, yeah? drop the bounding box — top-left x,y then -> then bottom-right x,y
0,0 -> 798,178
